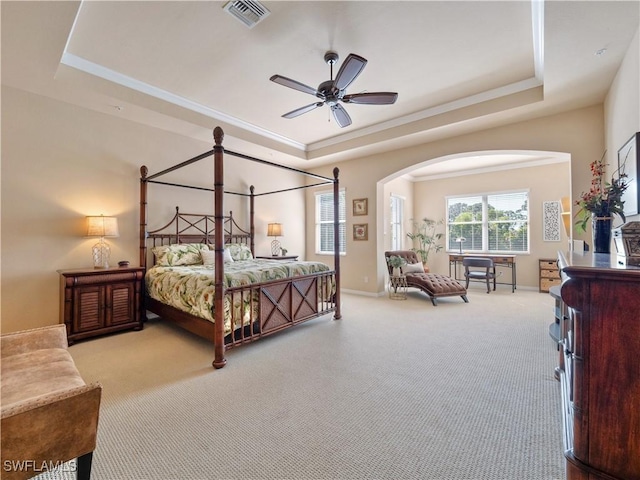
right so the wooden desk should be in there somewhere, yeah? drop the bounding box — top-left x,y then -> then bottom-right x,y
449,254 -> 516,292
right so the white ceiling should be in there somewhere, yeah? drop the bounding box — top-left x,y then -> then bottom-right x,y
2,1 -> 639,175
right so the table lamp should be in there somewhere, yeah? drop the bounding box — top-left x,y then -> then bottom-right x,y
86,215 -> 119,268
455,236 -> 466,254
267,223 -> 283,256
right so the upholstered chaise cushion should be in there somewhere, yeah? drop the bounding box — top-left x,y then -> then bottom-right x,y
1,348 -> 86,408
1,325 -> 102,480
384,250 -> 469,306
406,272 -> 467,295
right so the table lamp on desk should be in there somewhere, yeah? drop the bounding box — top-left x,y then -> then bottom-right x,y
455,237 -> 466,254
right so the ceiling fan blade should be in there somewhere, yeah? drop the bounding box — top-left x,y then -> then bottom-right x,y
334,54 -> 367,91
342,92 -> 398,105
282,102 -> 324,119
331,104 -> 352,128
270,75 -> 319,97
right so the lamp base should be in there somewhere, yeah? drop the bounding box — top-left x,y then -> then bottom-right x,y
92,239 -> 111,269
271,239 -> 281,256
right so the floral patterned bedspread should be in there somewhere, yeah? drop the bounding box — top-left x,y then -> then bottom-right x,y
145,259 -> 333,334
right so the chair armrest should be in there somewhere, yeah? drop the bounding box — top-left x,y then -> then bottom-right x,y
1,325 -> 68,357
1,383 -> 102,479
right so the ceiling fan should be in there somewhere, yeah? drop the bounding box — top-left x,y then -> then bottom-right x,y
270,51 -> 398,128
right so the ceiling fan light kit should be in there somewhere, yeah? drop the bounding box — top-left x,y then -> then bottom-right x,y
270,51 -> 398,128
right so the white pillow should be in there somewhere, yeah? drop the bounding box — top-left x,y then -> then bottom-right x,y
201,249 -> 234,266
201,250 -> 216,266
402,262 -> 424,274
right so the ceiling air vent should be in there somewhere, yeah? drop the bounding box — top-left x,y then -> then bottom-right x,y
223,1 -> 270,29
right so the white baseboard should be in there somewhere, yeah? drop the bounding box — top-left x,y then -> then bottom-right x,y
340,288 -> 385,297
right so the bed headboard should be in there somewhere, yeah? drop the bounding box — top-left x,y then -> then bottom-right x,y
143,207 -> 252,268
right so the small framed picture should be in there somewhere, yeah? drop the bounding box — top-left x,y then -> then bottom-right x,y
353,223 -> 368,241
353,198 -> 368,216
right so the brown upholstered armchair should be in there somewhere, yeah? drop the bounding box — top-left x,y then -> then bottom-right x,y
1,325 -> 102,480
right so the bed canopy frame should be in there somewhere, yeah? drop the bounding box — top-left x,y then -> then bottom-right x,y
140,126 -> 342,369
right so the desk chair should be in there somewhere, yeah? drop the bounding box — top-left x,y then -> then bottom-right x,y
463,257 -> 496,293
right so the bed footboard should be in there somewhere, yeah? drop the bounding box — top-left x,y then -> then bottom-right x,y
224,270 -> 336,348
145,271 -> 336,354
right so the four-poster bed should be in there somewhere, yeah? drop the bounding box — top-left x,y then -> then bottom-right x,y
140,127 -> 342,369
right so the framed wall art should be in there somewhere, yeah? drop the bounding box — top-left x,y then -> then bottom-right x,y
353,198 -> 368,216
542,200 -> 562,242
353,223 -> 368,241
618,132 -> 639,216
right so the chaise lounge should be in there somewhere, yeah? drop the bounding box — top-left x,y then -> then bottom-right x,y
385,250 -> 469,306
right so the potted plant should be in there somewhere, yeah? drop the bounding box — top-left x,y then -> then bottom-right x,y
407,218 -> 444,270
387,255 -> 406,277
574,152 -> 629,253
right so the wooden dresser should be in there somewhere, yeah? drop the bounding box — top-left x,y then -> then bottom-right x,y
58,267 -> 144,344
557,251 -> 640,480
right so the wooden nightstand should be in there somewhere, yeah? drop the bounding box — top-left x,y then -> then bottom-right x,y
255,255 -> 299,261
58,266 -> 144,344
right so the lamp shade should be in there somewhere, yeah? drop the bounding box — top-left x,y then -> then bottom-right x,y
86,215 -> 119,237
267,223 -> 282,237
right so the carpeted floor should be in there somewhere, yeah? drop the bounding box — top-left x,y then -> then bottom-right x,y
41,287 -> 564,480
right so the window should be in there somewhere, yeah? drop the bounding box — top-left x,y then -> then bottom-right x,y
315,189 -> 346,254
390,195 -> 404,250
447,191 -> 529,253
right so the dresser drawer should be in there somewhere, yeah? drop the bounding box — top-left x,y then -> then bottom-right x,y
541,268 -> 560,279
539,259 -> 557,269
490,256 -> 513,264
541,277 -> 562,291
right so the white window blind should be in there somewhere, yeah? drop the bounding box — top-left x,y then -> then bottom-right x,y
315,189 -> 346,254
447,191 -> 529,253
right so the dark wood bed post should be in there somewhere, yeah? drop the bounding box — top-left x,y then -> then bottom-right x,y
212,127 -> 227,369
249,185 -> 255,256
140,166 -> 148,269
333,167 -> 342,320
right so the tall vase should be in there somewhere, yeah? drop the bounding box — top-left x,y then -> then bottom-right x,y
592,216 -> 612,254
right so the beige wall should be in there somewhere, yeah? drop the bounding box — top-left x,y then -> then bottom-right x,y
3,26 -> 638,332
412,161 -> 571,288
308,105 -> 603,294
1,87 -> 306,333
605,26 -> 640,226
